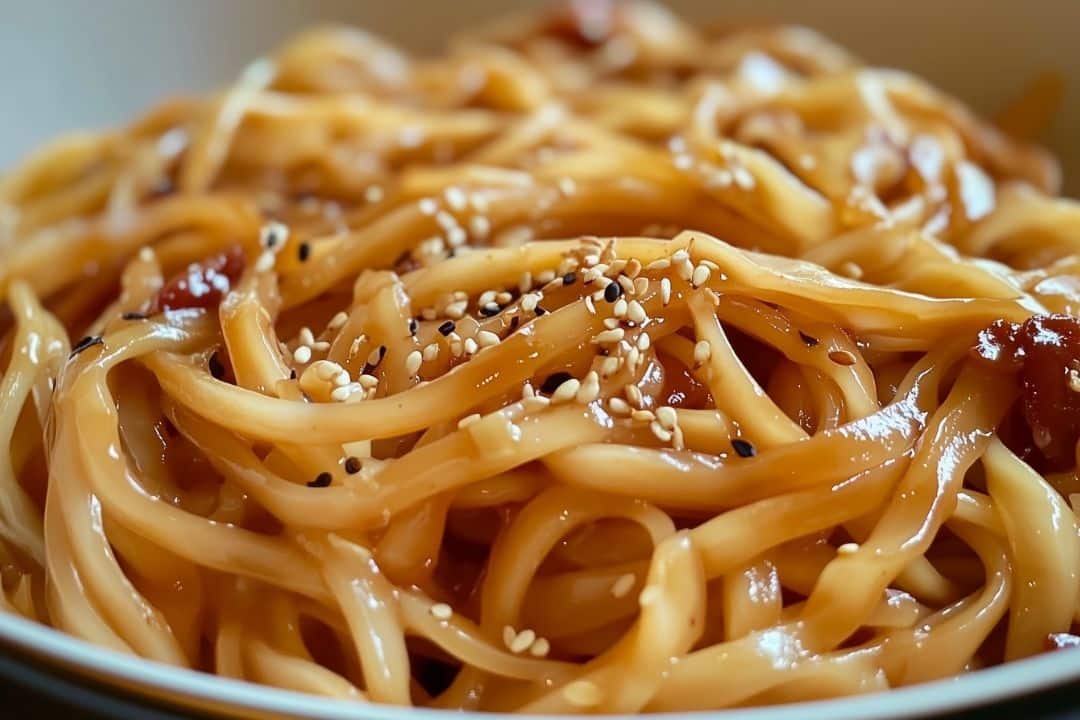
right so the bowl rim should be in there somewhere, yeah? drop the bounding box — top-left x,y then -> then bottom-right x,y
1,610 -> 1078,719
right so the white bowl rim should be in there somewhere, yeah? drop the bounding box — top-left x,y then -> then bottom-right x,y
1,610 -> 1078,719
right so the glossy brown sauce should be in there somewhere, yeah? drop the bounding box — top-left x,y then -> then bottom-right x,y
153,246 -> 246,313
971,315 -> 1080,471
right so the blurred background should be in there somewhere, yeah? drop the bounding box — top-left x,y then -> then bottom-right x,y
3,0 -> 1079,193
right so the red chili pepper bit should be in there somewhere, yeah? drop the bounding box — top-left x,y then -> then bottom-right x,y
152,245 -> 246,313
970,314 -> 1080,471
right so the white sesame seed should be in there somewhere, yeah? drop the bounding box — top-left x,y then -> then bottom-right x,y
299,327 -> 315,346
518,272 -> 533,293
495,291 -> 513,305
562,680 -> 602,708
576,371 -> 600,404
672,425 -> 685,450
626,300 -> 647,324
637,333 -> 650,351
529,637 -> 550,657
510,628 -> 536,654
330,384 -> 356,402
444,186 -> 467,212
625,384 -> 644,408
837,542 -> 859,555
470,193 -> 489,213
655,406 -> 678,430
633,277 -> 648,295
327,311 -> 349,331
430,603 -> 453,620
418,197 -> 438,215
445,301 -> 467,319
639,585 -> 660,607
469,215 -> 491,240
691,264 -> 711,288
357,373 -> 379,389
364,185 -> 384,203
464,338 -> 479,355
366,346 -> 384,367
671,250 -> 689,263
839,261 -> 864,279
332,371 -> 350,387
627,346 -> 641,370
733,166 -> 755,190
311,341 -> 331,352
405,350 -> 423,376
631,409 -> 655,422
660,278 -> 671,306
479,290 -> 497,307
420,308 -> 437,321
521,293 -> 540,313
422,343 -> 439,362
292,345 -> 312,364
612,298 -> 628,318
677,258 -> 695,281
694,340 -> 712,365
611,573 -> 635,598
557,177 -> 577,196
502,625 -> 516,649
600,356 -> 621,377
645,258 -> 670,271
603,318 -> 620,330
584,295 -> 596,314
446,226 -> 467,247
617,275 -> 636,295
551,378 -> 581,404
459,413 -> 482,429
477,330 -> 500,348
607,259 -> 628,276
254,251 -> 275,273
608,397 -> 631,415
592,328 -> 625,344
523,395 -> 551,412
651,420 -> 673,442
536,270 -> 556,284
435,211 -> 458,232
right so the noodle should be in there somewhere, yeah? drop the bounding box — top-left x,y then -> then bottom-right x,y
1,0 -> 1079,712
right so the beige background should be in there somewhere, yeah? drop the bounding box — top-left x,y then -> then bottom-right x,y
3,0 -> 1078,194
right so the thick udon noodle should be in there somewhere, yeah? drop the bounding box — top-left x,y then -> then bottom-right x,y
1,1 -> 1079,712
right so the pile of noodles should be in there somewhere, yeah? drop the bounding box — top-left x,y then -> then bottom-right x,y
0,0 -> 1078,712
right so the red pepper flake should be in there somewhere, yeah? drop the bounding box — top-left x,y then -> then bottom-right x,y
152,245 -> 245,313
970,314 -> 1080,471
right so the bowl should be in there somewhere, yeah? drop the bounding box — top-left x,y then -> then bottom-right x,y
2,1 -> 1079,717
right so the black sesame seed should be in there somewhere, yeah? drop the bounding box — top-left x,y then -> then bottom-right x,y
731,439 -> 756,458
208,352 -> 225,379
298,242 -> 311,262
409,318 -> 419,335
308,472 -> 333,488
289,369 -> 297,379
540,371 -> 574,395
70,335 -> 103,358
798,331 -> 819,348
535,306 -> 548,316
604,282 -> 622,303
121,311 -> 148,321
438,321 -> 455,336
344,457 -> 362,474
479,303 -> 500,317
563,272 -> 577,286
